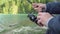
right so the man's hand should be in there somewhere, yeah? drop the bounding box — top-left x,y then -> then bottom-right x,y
32,3 -> 53,26
37,12 -> 53,26
32,3 -> 46,12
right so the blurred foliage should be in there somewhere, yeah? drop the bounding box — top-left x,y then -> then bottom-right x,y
0,0 -> 54,14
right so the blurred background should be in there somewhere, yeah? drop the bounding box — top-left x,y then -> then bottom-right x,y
0,0 -> 56,14
0,0 -> 59,34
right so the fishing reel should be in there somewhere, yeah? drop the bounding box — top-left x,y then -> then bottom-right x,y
28,14 -> 43,26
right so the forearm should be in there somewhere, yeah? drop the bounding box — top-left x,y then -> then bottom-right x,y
48,15 -> 60,32
45,2 -> 60,14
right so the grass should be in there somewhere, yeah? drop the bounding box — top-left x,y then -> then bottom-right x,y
0,14 -> 46,34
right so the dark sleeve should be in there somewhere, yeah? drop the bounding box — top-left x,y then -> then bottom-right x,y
46,2 -> 60,14
48,15 -> 60,32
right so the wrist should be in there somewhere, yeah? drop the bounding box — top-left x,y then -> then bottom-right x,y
45,16 -> 54,27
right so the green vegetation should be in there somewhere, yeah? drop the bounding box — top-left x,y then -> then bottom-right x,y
0,0 -> 54,14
